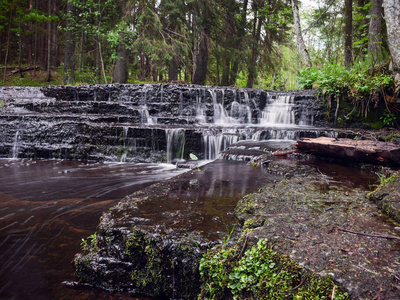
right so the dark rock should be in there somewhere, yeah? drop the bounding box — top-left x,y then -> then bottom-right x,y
0,84 -> 331,162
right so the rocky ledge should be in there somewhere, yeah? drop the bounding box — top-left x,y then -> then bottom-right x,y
73,156 -> 400,299
233,159 -> 400,299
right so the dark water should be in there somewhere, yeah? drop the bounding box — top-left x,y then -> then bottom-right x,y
0,159 -> 185,300
0,157 -> 378,300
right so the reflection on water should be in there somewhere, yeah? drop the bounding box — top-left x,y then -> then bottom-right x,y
0,157 -> 378,299
132,160 -> 281,241
0,159 -> 184,300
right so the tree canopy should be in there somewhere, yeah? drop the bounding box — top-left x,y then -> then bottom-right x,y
0,0 -> 399,90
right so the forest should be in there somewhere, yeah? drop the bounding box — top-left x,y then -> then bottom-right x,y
0,0 -> 399,95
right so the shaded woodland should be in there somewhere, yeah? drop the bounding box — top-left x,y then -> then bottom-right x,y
0,0 -> 399,90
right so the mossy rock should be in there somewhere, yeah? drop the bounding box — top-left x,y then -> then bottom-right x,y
368,173 -> 400,223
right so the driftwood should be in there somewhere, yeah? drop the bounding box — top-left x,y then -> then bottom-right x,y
296,137 -> 400,166
6,66 -> 40,77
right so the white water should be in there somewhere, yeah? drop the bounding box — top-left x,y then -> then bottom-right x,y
166,128 -> 185,164
259,95 -> 295,125
11,131 -> 20,159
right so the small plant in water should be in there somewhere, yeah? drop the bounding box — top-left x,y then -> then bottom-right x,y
375,167 -> 394,185
81,232 -> 97,250
190,153 -> 200,171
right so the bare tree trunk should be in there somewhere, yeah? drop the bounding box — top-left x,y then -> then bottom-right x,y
2,15 -> 12,85
383,0 -> 400,71
367,0 -> 383,59
97,0 -> 107,84
192,28 -> 209,85
168,54 -> 179,82
63,1 -> 75,85
344,0 -> 353,68
45,0 -> 52,82
291,0 -> 312,68
114,43 -> 130,83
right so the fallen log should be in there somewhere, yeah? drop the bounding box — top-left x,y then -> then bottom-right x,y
296,137 -> 400,166
6,66 -> 40,77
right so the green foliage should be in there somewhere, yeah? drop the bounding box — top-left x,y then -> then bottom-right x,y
380,112 -> 397,128
298,61 -> 394,119
81,232 -> 97,251
375,168 -> 396,186
198,238 -> 349,299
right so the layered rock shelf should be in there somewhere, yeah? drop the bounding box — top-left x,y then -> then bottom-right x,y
0,84 -> 331,162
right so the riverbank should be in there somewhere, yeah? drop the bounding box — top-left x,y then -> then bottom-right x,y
72,150 -> 400,299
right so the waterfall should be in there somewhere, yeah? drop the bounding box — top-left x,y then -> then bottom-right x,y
166,129 -> 185,164
203,130 -> 239,160
211,89 -> 236,124
0,85 -> 326,162
141,106 -> 155,125
120,126 -> 129,162
259,95 -> 295,125
11,131 -> 20,159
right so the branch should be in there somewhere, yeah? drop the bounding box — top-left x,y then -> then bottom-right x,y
330,227 -> 400,241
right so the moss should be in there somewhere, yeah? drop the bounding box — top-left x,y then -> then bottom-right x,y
243,216 -> 266,229
124,229 -> 202,298
198,237 -> 349,300
234,194 -> 257,222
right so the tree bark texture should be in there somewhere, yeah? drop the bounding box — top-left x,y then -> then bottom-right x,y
63,1 -> 75,85
192,28 -> 209,85
344,0 -> 353,68
383,0 -> 400,71
45,0 -> 52,82
114,44 -> 130,83
367,0 -> 383,58
291,0 -> 312,68
168,54 -> 179,82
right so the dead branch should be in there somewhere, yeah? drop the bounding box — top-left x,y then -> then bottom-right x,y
293,275 -> 308,290
330,227 -> 400,241
6,66 -> 40,77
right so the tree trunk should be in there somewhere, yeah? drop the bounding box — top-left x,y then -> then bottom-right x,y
220,3 -> 235,86
168,54 -> 179,82
367,0 -> 383,59
291,0 -> 312,68
344,0 -> 353,68
192,28 -> 209,85
246,5 -> 264,88
63,1 -> 75,85
383,0 -> 400,71
114,43 -> 130,83
2,13 -> 12,85
45,0 -> 52,82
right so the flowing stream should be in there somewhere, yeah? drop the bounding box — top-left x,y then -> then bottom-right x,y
0,85 -> 375,299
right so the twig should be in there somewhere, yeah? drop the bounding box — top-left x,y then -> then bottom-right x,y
293,275 -> 308,290
331,227 -> 400,241
238,234 -> 248,258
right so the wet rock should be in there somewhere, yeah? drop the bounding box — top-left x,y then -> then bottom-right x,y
0,85 -> 329,161
368,172 -> 400,223
234,160 -> 400,299
72,160 -> 277,299
73,177 -> 212,299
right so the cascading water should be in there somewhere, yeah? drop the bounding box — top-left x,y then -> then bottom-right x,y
0,85 -> 331,163
259,95 -> 295,125
166,128 -> 186,164
11,131 -> 20,159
